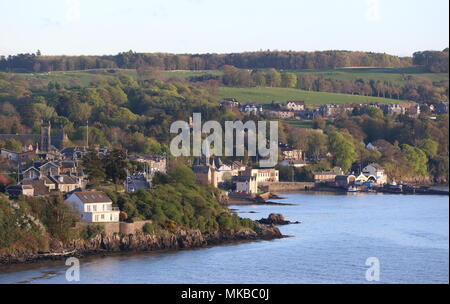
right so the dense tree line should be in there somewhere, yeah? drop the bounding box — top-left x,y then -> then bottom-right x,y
0,50 -> 413,73
413,49 -> 449,73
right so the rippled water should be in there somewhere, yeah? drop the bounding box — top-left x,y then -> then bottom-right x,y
0,193 -> 448,284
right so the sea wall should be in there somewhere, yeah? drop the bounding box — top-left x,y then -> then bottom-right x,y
75,220 -> 153,235
259,182 -> 316,193
0,225 -> 282,265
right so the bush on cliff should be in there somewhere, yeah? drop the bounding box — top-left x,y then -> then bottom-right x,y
0,197 -> 49,253
79,224 -> 104,240
112,165 -> 259,233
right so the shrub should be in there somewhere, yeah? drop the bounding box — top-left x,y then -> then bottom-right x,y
142,222 -> 156,235
79,224 -> 104,240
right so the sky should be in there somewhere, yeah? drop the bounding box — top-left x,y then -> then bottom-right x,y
0,0 -> 448,57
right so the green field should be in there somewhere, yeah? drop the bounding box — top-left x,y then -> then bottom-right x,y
283,120 -> 314,129
163,70 -> 222,79
15,69 -> 223,87
15,66 -> 448,88
292,67 -> 448,85
17,70 -> 127,87
219,87 -> 407,105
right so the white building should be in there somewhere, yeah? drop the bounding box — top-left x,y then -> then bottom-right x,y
244,168 -> 279,183
240,103 -> 263,115
65,191 -> 120,223
362,163 -> 387,185
285,100 -> 305,111
234,176 -> 258,194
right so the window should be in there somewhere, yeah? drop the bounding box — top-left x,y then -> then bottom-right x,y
93,205 -> 97,212
101,214 -> 105,220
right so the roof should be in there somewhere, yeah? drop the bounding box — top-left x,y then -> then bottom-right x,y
60,146 -> 87,154
61,161 -> 77,169
22,166 -> 40,174
335,175 -> 356,181
73,191 -> 112,204
0,148 -> 18,154
33,161 -> 60,169
192,165 -> 211,174
49,175 -> 79,185
366,163 -> 384,170
286,100 -> 305,105
21,180 -> 50,196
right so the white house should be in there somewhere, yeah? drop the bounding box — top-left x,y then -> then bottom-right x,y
362,163 -> 387,185
285,100 -> 305,111
65,191 -> 120,223
234,176 -> 258,194
240,103 -> 263,115
244,168 -> 279,183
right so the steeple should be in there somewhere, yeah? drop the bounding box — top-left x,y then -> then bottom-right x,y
40,121 -> 51,152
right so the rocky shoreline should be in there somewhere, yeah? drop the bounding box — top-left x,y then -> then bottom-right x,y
257,214 -> 301,225
0,225 -> 283,265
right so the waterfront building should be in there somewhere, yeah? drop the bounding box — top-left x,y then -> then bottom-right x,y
233,176 -> 258,194
362,163 -> 387,185
243,168 -> 279,183
335,174 -> 356,188
313,167 -> 343,183
65,191 -> 120,223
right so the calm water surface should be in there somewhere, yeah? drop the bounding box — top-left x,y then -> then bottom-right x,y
0,193 -> 448,284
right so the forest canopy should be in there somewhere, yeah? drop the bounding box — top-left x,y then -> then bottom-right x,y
0,50 -> 419,73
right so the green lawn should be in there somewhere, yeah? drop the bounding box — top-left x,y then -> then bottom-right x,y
163,70 -> 222,79
18,70 -> 123,87
291,67 -> 448,85
16,69 -> 222,86
219,87 -> 408,105
283,120 -> 314,129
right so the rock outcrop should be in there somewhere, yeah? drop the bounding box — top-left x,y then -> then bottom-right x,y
257,214 -> 301,225
0,225 -> 282,265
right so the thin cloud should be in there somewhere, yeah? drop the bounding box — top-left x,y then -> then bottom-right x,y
365,0 -> 380,22
66,0 -> 81,22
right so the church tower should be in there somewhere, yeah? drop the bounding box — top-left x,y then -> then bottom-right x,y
40,122 -> 51,152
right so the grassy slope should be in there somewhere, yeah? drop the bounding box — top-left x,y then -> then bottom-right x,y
219,87 -> 407,105
16,67 -> 446,105
292,67 -> 448,85
15,69 -> 222,87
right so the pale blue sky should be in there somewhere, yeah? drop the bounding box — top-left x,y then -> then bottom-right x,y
0,0 -> 448,56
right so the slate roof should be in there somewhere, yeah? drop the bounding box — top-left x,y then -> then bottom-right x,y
73,191 -> 112,204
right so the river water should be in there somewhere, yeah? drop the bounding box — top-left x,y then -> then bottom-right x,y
0,193 -> 448,284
